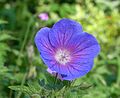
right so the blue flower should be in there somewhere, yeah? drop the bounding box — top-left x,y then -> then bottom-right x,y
35,18 -> 100,81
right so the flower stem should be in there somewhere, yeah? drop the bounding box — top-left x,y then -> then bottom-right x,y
16,72 -> 28,98
18,17 -> 33,62
117,55 -> 120,84
16,17 -> 33,98
54,73 -> 58,86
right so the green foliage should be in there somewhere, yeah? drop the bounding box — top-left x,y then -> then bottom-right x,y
0,31 -> 10,66
0,31 -> 14,76
0,0 -> 120,98
9,80 -> 93,98
9,83 -> 41,96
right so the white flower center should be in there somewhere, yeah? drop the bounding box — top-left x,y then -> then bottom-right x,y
55,49 -> 71,65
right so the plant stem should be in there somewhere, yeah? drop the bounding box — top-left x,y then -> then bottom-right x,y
17,17 -> 33,63
16,17 -> 33,98
54,73 -> 58,85
117,55 -> 120,84
16,72 -> 28,98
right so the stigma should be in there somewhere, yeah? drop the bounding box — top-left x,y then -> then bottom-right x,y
55,49 -> 71,65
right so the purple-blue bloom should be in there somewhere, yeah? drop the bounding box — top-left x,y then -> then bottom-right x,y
35,18 -> 100,81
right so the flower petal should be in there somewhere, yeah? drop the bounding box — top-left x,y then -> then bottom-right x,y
35,27 -> 55,67
49,18 -> 83,47
68,32 -> 100,59
62,60 -> 94,80
35,27 -> 53,53
48,60 -> 94,81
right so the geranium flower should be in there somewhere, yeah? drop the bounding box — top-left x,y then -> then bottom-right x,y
35,18 -> 100,81
38,13 -> 49,21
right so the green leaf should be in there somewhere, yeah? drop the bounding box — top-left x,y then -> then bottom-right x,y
0,20 -> 8,24
0,33 -> 14,41
9,85 -> 32,95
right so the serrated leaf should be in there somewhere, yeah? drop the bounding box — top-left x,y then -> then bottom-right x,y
9,85 -> 32,95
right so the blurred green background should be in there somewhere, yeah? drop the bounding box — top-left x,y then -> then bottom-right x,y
0,0 -> 120,98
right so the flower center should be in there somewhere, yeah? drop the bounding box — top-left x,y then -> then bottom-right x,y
55,49 -> 71,65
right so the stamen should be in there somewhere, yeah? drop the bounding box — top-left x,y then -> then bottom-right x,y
55,49 -> 71,65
